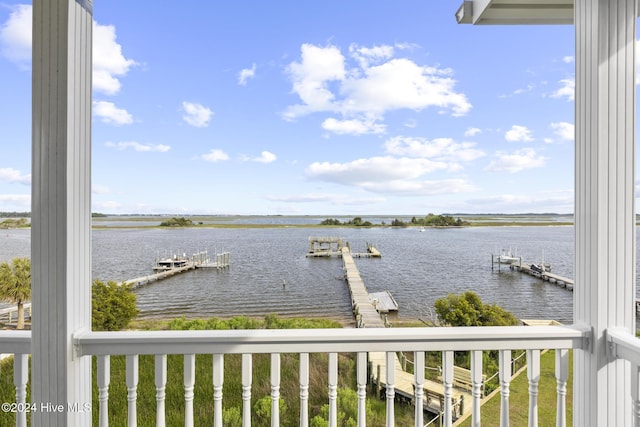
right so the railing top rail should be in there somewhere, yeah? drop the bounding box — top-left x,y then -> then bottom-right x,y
607,327 -> 640,365
0,330 -> 31,354
74,325 -> 588,357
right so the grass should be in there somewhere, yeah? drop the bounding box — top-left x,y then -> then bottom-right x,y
457,349 -> 573,427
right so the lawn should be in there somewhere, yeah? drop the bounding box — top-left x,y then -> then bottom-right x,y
457,349 -> 572,426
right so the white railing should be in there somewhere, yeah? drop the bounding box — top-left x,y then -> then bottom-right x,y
0,325 -> 594,427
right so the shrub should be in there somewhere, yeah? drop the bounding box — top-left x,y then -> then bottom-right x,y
92,279 -> 139,331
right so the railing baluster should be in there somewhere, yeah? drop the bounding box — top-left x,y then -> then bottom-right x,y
97,355 -> 110,427
355,352 -> 367,427
213,354 -> 224,427
632,362 -> 640,426
555,349 -> 569,427
442,350 -> 454,427
299,353 -> 309,427
126,355 -> 139,427
527,350 -> 540,427
499,350 -> 512,427
184,354 -> 195,427
271,353 -> 281,426
328,352 -> 338,427
242,354 -> 253,427
413,351 -> 424,427
155,355 -> 167,427
13,353 -> 28,427
386,351 -> 396,427
470,350 -> 483,427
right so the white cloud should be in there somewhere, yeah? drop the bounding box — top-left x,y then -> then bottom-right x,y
182,101 -> 214,127
364,178 -> 476,195
550,121 -> 574,141
241,151 -> 277,164
305,156 -> 477,196
383,136 -> 485,164
267,193 -> 336,203
306,156 -> 449,185
340,58 -> 471,117
485,148 -> 546,173
283,43 -> 471,132
92,185 -> 112,195
0,5 -> 137,94
0,194 -> 30,208
105,141 -> 170,152
93,22 -> 137,95
284,44 -> 346,118
93,101 -> 133,125
562,56 -> 574,64
266,192 -> 386,207
0,168 -> 30,185
201,149 -> 229,162
466,190 -> 573,213
0,4 -> 31,68
505,125 -> 534,142
464,127 -> 481,137
322,117 -> 386,135
550,77 -> 575,101
238,63 -> 256,86
349,43 -> 394,68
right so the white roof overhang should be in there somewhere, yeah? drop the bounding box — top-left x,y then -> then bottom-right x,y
456,0 -> 579,25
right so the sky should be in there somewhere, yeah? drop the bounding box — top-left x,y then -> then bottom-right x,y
0,1 -> 637,216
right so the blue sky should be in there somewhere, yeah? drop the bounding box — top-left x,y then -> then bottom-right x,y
0,1 -> 636,215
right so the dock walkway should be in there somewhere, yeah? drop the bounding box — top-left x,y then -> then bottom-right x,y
339,244 -> 469,420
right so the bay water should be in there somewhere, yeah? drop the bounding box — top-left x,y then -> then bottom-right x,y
2,224 -> 634,325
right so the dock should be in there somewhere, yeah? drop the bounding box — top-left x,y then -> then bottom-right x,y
124,250 -> 230,289
511,262 -> 574,289
495,256 -> 575,290
306,237 -> 381,258
308,237 -> 468,421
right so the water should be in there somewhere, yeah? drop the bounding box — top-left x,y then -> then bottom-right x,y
0,225 -> 584,324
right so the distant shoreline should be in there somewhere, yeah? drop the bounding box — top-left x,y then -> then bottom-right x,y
90,214 -> 576,229
3,213 -> 580,229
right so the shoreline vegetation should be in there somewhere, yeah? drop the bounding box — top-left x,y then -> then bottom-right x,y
1,212 -> 579,229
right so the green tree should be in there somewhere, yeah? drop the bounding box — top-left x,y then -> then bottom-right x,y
0,257 -> 31,329
159,217 -> 194,227
434,291 -> 518,327
92,279 -> 139,331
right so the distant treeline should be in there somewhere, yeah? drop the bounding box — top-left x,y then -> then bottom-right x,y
160,217 -> 195,227
320,214 -> 469,227
0,212 -> 29,218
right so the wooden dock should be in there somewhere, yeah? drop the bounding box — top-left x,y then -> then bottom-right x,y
337,243 -> 468,421
306,237 -> 381,258
124,251 -> 230,289
507,261 -> 574,290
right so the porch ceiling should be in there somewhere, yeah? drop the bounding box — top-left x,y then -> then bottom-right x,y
456,0 -> 574,25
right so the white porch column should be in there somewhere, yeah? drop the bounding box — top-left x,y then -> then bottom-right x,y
574,1 -> 637,426
31,0 -> 93,425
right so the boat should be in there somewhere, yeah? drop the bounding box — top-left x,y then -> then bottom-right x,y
530,263 -> 546,274
153,254 -> 190,271
496,249 -> 519,264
